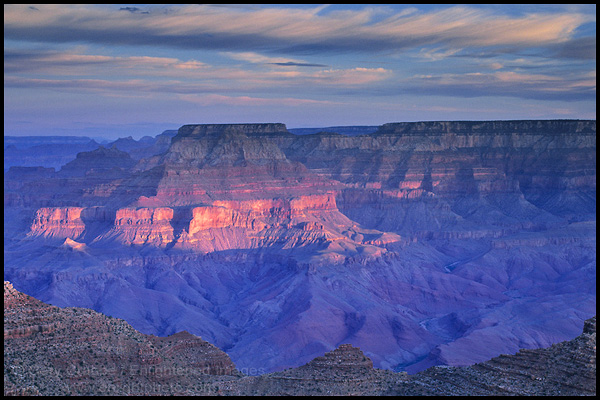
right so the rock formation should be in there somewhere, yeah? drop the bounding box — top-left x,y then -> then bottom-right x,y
390,316 -> 597,396
3,136 -> 101,172
27,207 -> 87,240
4,281 -> 595,395
107,207 -> 175,246
3,120 -> 596,376
57,145 -> 136,177
4,281 -> 239,396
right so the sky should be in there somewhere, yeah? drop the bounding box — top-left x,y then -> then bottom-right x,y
4,4 -> 596,139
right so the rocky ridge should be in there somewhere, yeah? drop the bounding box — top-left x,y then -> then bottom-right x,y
4,281 -> 239,396
4,281 -> 595,396
391,316 -> 597,396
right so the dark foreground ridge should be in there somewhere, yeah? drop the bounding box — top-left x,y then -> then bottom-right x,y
4,281 -> 596,396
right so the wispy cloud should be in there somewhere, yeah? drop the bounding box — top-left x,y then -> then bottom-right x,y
222,51 -> 328,67
552,37 -> 596,60
3,76 -> 218,96
4,48 -> 392,94
4,4 -> 593,57
4,49 -> 205,75
309,67 -> 392,86
178,93 -> 335,107
407,70 -> 596,101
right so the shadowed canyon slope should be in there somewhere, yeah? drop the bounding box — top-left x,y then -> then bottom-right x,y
3,120 -> 596,375
4,282 -> 595,396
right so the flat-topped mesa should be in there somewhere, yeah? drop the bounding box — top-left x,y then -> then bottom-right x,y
375,120 -> 596,136
173,123 -> 291,142
370,120 -> 597,151
162,123 -> 292,168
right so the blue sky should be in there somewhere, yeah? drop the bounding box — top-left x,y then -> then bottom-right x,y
4,4 -> 596,139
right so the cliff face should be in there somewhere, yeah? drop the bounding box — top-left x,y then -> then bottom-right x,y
27,192 -> 366,255
4,120 -> 596,377
281,119 -> 596,229
375,119 -> 595,136
178,193 -> 345,253
28,207 -> 87,240
109,207 -> 175,246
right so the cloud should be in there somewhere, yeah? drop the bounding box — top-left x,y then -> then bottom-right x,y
119,7 -> 149,14
3,76 -> 218,96
309,67 -> 392,85
178,93 -> 335,107
407,70 -> 596,101
268,62 -> 328,67
223,51 -> 328,67
552,36 -> 596,60
222,51 -> 305,65
4,47 -> 392,94
3,4 -> 593,57
4,4 -> 594,118
4,49 -> 197,74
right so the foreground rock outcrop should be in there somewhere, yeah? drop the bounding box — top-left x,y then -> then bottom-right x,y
5,281 -> 595,396
391,316 -> 597,396
4,281 -> 239,396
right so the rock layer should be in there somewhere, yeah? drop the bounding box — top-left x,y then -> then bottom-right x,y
28,207 -> 86,240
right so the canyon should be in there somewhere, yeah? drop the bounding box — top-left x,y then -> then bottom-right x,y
3,120 -> 596,376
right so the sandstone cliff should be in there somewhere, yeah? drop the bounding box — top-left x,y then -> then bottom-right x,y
28,207 -> 87,240
107,207 -> 175,246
